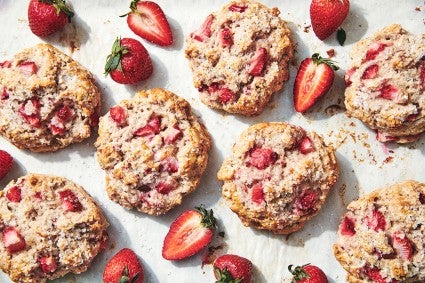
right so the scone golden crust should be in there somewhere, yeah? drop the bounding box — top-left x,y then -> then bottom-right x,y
333,180 -> 425,283
217,122 -> 338,234
344,24 -> 425,143
95,88 -> 211,215
0,174 -> 109,283
185,0 -> 294,116
0,43 -> 101,152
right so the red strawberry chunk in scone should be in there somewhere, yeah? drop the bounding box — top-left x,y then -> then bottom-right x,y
110,106 -> 127,126
247,148 -> 278,169
248,48 -> 267,76
49,116 -> 65,135
340,215 -> 356,236
59,190 -> 83,212
219,88 -> 235,104
18,61 -> 38,76
220,28 -> 233,47
0,61 -> 12,68
164,126 -> 182,144
365,42 -> 389,61
294,189 -> 319,214
420,63 -> 425,88
1,87 -> 9,100
364,266 -> 392,283
299,137 -> 315,154
160,156 -> 179,173
156,181 -> 175,194
228,4 -> 247,12
2,226 -> 26,253
364,208 -> 386,231
251,183 -> 264,205
39,256 -> 58,273
392,231 -> 414,260
56,105 -> 74,122
191,14 -> 214,42
362,64 -> 379,80
345,67 -> 357,86
19,99 -> 41,128
207,83 -> 220,94
380,84 -> 400,101
6,186 -> 21,203
134,117 -> 162,138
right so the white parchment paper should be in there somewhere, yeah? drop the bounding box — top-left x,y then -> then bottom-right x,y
0,0 -> 424,282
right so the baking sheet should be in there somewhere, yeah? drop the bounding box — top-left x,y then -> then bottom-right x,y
0,0 -> 424,282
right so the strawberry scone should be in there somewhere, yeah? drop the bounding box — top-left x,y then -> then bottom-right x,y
217,122 -> 338,234
95,88 -> 211,215
185,0 -> 294,116
344,24 -> 425,143
0,43 -> 101,152
334,180 -> 425,283
0,174 -> 109,283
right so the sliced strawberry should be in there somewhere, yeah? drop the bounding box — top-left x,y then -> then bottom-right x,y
162,206 -> 216,260
18,99 -> 41,128
156,182 -> 175,194
56,105 -> 74,122
58,190 -> 83,212
219,88 -> 235,104
340,216 -> 356,236
160,156 -> 179,173
247,148 -> 278,170
344,67 -> 357,86
228,4 -> 247,12
365,42 -> 388,61
251,183 -> 264,205
364,267 -> 388,283
0,61 -> 12,68
294,53 -> 338,113
294,189 -> 319,214
362,64 -> 379,80
299,137 -> 315,154
191,14 -> 214,42
248,48 -> 267,76
18,61 -> 38,76
392,231 -> 414,260
164,126 -> 182,144
110,106 -> 127,126
39,256 -> 58,274
380,84 -> 399,101
207,83 -> 220,94
0,150 -> 13,180
6,186 -> 21,203
364,208 -> 386,232
220,28 -> 233,47
376,131 -> 396,143
125,1 -> 173,46
2,227 -> 26,253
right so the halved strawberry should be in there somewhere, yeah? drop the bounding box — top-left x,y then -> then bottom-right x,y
18,61 -> 38,76
6,186 -> 21,203
124,0 -> 173,46
0,150 -> 13,180
294,53 -> 338,113
2,227 -> 26,253
299,137 -> 315,154
228,4 -> 247,12
380,84 -> 399,101
248,48 -> 267,76
365,42 -> 388,61
19,99 -> 41,128
58,190 -> 83,212
164,126 -> 182,144
39,256 -> 58,274
364,208 -> 386,232
191,14 -> 214,42
155,182 -> 175,194
1,87 -> 9,100
344,67 -> 357,86
219,88 -> 235,104
294,189 -> 319,214
340,216 -> 356,236
162,206 -> 216,260
110,106 -> 128,126
362,64 -> 379,80
247,148 -> 278,170
160,156 -> 179,173
251,183 -> 264,205
220,28 -> 233,47
392,231 -> 414,260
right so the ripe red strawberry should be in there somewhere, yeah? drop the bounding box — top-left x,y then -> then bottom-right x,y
103,248 -> 144,283
28,0 -> 74,37
294,53 -> 338,113
299,137 -> 315,154
213,254 -> 253,283
340,216 -> 356,236
39,256 -> 58,274
0,150 -> 13,180
6,186 -> 21,203
248,48 -> 267,76
289,264 -> 328,283
2,226 -> 26,253
58,190 -> 82,212
105,37 -> 152,84
310,0 -> 350,40
392,231 -> 414,260
364,208 -> 386,232
123,0 -> 173,46
162,206 -> 216,260
247,148 -> 278,170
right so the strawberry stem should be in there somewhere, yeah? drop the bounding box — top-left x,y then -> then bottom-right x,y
39,0 -> 74,20
311,53 -> 339,71
214,267 -> 242,283
104,37 -> 129,75
195,205 -> 217,230
120,0 -> 140,17
288,264 -> 310,283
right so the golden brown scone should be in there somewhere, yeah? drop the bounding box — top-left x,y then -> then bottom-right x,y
344,24 -> 425,143
334,180 -> 425,282
185,0 -> 294,116
218,122 -> 338,234
0,174 -> 109,283
95,88 -> 211,215
0,43 -> 101,152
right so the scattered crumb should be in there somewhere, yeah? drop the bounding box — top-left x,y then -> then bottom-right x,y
218,231 -> 225,238
303,25 -> 311,33
383,156 -> 394,164
416,6 -> 421,11
201,245 -> 225,267
326,49 -> 335,58
338,184 -> 348,207
349,122 -> 356,127
325,104 -> 344,116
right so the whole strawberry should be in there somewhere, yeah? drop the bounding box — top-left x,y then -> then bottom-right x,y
28,0 -> 74,37
0,150 -> 13,180
289,264 -> 328,283
213,254 -> 253,283
310,0 -> 350,40
103,248 -> 144,283
104,37 -> 153,84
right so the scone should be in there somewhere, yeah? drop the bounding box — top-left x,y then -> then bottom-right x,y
344,24 -> 425,143
334,180 -> 425,283
217,122 -> 338,234
95,88 -> 211,215
0,174 -> 109,283
0,43 -> 101,152
185,0 -> 294,116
